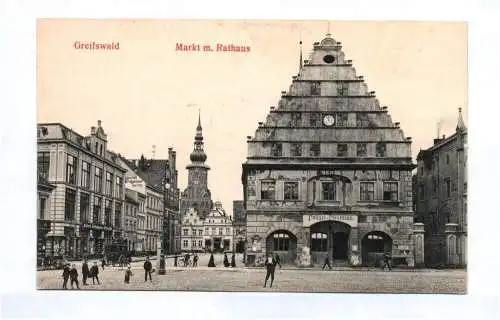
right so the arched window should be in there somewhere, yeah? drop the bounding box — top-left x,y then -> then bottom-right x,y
367,234 -> 383,240
273,232 -> 290,251
311,233 -> 328,251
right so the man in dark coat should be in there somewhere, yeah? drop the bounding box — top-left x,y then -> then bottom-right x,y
69,264 -> 80,289
193,254 -> 199,267
90,261 -> 100,285
382,252 -> 392,271
208,253 -> 216,267
223,253 -> 230,267
322,255 -> 332,270
263,252 -> 282,288
144,256 -> 153,282
61,263 -> 70,289
82,259 -> 89,285
231,253 -> 236,268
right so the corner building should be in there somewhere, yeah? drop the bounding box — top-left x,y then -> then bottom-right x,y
242,34 -> 417,267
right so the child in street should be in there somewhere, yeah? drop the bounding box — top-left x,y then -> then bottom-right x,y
124,265 -> 133,284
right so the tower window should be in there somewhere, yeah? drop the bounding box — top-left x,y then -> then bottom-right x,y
310,113 -> 322,127
271,143 -> 282,157
310,143 -> 321,157
376,143 -> 387,157
291,112 -> 302,126
337,83 -> 348,96
323,55 -> 335,64
290,143 -> 302,157
357,143 -> 367,157
310,82 -> 321,96
336,113 -> 348,127
260,181 -> 276,200
337,144 -> 348,157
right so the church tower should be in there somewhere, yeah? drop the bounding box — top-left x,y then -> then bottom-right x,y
180,112 -> 213,218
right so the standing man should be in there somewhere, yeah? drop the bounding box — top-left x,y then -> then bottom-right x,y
82,259 -> 89,285
382,252 -> 392,271
69,264 -> 80,289
322,254 -> 332,270
61,263 -> 70,289
193,254 -> 199,267
144,256 -> 153,282
90,261 -> 101,285
263,252 -> 281,288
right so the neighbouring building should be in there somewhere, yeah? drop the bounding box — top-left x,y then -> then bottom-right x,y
37,120 -> 126,259
415,108 -> 467,267
203,201 -> 234,252
233,200 -> 246,253
124,189 -> 140,251
37,175 -> 55,265
181,207 -> 205,252
180,113 -> 213,219
242,33 -> 419,267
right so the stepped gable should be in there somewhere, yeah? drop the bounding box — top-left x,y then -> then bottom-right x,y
246,33 -> 412,167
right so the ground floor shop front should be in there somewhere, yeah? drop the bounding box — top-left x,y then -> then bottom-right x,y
245,212 -> 418,267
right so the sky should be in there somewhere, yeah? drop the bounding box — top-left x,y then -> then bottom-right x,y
37,19 -> 467,215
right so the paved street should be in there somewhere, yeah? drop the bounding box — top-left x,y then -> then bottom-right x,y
37,254 -> 466,293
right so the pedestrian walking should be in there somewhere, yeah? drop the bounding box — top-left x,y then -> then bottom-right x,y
61,263 -> 70,289
184,253 -> 190,267
90,261 -> 100,285
223,253 -> 230,267
208,252 -> 216,267
382,252 -> 392,271
144,257 -> 153,282
231,253 -> 236,268
101,257 -> 106,271
322,255 -> 332,270
193,254 -> 198,267
82,259 -> 89,285
124,265 -> 134,284
263,252 -> 281,288
69,264 -> 80,289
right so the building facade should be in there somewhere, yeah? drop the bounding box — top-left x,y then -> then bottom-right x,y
232,200 -> 246,253
37,177 -> 55,265
181,207 -> 205,252
37,121 -> 126,259
242,34 -> 418,267
415,108 -> 467,267
124,189 -> 140,251
180,114 -> 213,218
203,202 -> 234,253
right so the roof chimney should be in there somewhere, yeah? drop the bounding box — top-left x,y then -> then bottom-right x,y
97,120 -> 102,127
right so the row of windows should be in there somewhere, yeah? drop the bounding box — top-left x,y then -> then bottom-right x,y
288,112 -> 376,128
182,227 -> 232,236
74,192 -> 122,227
146,215 -> 162,232
124,219 -> 137,231
306,82 -> 350,96
182,240 -> 204,248
418,152 -> 458,175
419,178 -> 459,199
270,142 -> 387,157
125,203 -> 138,217
37,152 -> 124,198
258,181 -> 399,201
147,195 -> 162,211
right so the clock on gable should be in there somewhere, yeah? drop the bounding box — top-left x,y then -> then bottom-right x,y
323,114 -> 335,127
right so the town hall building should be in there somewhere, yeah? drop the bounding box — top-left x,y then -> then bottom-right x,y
242,33 -> 420,267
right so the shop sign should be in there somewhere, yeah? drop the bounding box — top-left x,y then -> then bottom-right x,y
303,214 -> 357,227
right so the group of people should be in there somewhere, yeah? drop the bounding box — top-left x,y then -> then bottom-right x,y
62,260 -> 101,289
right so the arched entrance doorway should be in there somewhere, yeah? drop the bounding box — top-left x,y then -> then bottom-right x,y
361,231 -> 392,267
310,221 -> 351,265
266,230 -> 297,265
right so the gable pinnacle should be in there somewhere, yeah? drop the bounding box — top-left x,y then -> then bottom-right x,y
456,107 -> 466,132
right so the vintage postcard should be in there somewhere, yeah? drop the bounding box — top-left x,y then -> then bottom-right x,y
36,19 -> 467,293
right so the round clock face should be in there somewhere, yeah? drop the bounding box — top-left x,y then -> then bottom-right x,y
323,114 -> 335,126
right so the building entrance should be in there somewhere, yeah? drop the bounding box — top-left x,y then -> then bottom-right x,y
310,220 -> 351,265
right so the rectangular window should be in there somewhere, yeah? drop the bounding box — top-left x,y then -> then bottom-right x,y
205,227 -> 209,234
226,228 -> 230,234
105,172 -> 113,196
80,193 -> 90,223
310,82 -> 321,95
93,196 -> 101,224
114,202 -> 121,228
81,161 -> 91,189
337,83 -> 348,96
115,176 -> 123,198
376,143 -> 387,157
446,154 -> 450,164
37,152 -> 50,180
419,184 -> 425,199
39,198 -> 46,220
383,182 -> 398,201
198,229 -> 203,236
356,113 -> 370,127
198,240 -> 203,247
336,113 -> 348,127
290,143 -> 302,157
273,233 -> 290,251
432,178 -> 437,197
357,143 -> 367,157
260,181 -> 276,200
183,240 -> 188,247
212,227 -> 216,234
219,229 -> 223,235
445,178 -> 451,198
284,182 -> 299,200
94,167 -> 103,193
291,112 -> 302,126
360,182 -> 375,201
66,154 -> 77,185
321,182 -> 336,201
183,229 -> 188,236
309,113 -> 322,127
310,143 -> 321,157
337,144 -> 348,157
192,240 -> 197,247
271,143 -> 282,157
64,189 -> 76,221
311,233 -> 327,251
104,199 -> 112,226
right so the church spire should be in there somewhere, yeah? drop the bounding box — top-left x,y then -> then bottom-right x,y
190,110 -> 207,163
456,107 -> 466,132
299,33 -> 303,72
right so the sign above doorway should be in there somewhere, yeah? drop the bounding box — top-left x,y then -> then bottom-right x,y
303,214 -> 358,228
